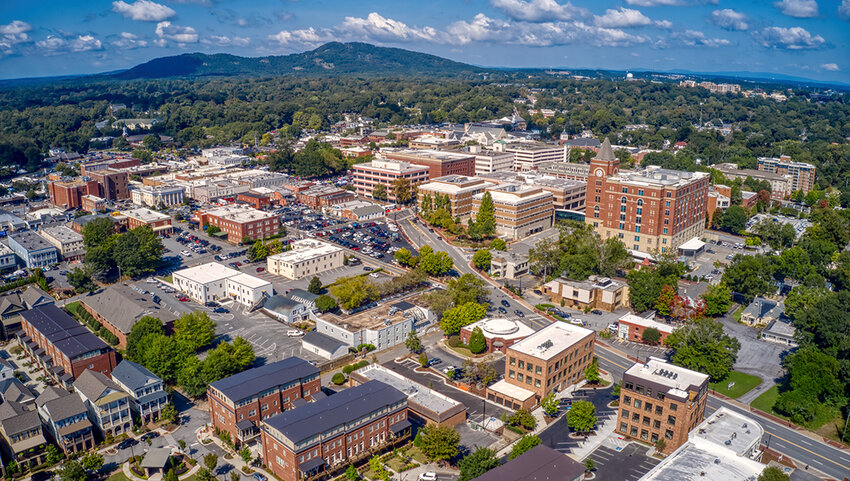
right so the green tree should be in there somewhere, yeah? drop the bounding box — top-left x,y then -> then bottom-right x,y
490,238 -> 507,251
419,425 -> 461,462
45,443 -> 64,465
394,247 -> 412,267
373,184 -> 388,200
239,446 -> 253,465
584,357 -> 600,383
308,276 -> 323,295
458,447 -> 500,481
664,318 -> 741,380
113,225 -> 165,278
421,250 -> 454,276
440,302 -> 487,335
177,356 -> 207,397
418,352 -> 429,367
757,466 -> 790,481
446,274 -> 490,305
58,460 -> 87,481
203,453 -> 218,472
721,254 -> 775,301
332,373 -> 346,385
161,402 -> 179,425
654,284 -> 678,317
475,191 -> 496,237
345,465 -> 360,481
67,267 -> 96,293
405,330 -> 423,354
468,326 -> 487,354
164,469 -> 179,481
655,437 -> 667,453
566,400 -> 597,433
508,435 -> 541,460
315,294 -> 338,313
472,249 -> 492,271
330,276 -> 379,310
127,316 -> 164,362
80,452 -> 104,472
174,311 -> 217,351
506,409 -> 536,429
701,283 -> 733,317
642,327 -> 662,345
540,393 -> 559,417
143,134 -> 163,151
718,204 -> 748,233
206,224 -> 221,236
82,216 -> 116,248
247,240 -> 269,261
391,177 -> 412,203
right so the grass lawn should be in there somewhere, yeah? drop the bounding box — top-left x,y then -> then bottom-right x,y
733,306 -> 744,323
162,274 -> 173,283
65,300 -> 81,313
750,385 -> 780,413
405,446 -> 428,464
709,371 -> 762,399
106,472 -> 131,481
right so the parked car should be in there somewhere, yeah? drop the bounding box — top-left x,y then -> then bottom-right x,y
141,432 -> 160,442
213,307 -> 228,313
286,330 -> 303,337
570,318 -> 585,326
514,309 -> 525,318
418,473 -> 438,481
497,306 -> 507,314
256,267 -> 265,272
501,299 -> 510,307
178,296 -> 190,302
253,474 -> 268,481
591,309 -> 603,315
363,266 -> 373,271
428,357 -> 442,367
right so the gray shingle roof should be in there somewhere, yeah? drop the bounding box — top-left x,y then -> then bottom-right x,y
21,286 -> 54,309
262,296 -> 304,316
73,369 -> 123,403
302,331 -> 346,353
0,378 -> 35,405
21,305 -> 110,360
0,401 -> 42,437
37,388 -> 88,422
263,380 -> 406,446
209,357 -> 318,403
111,360 -> 161,391
80,285 -> 177,334
470,444 -> 585,481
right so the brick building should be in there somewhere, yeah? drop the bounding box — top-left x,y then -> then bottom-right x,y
351,160 -> 430,200
459,318 -> 534,354
208,358 -> 320,447
81,195 -> 105,213
18,305 -> 117,387
88,169 -> 130,201
586,138 -> 709,253
79,284 -> 177,349
616,358 -> 709,454
260,380 -> 411,481
194,205 -> 280,243
295,185 -> 356,209
47,179 -> 98,209
79,157 -> 140,174
122,208 -> 173,235
237,192 -> 272,210
487,322 -> 595,410
382,150 -> 475,179
615,313 -> 675,344
713,163 -> 790,201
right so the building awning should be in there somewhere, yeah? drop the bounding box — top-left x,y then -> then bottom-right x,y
33,348 -> 44,357
299,457 -> 326,474
678,237 -> 705,253
236,420 -> 255,431
389,419 -> 411,435
60,372 -> 73,382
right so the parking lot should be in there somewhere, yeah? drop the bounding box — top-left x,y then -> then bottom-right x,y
585,444 -> 661,481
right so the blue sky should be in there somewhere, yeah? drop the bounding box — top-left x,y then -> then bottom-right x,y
1,0 -> 848,82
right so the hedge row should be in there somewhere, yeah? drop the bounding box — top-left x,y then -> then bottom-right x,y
0,276 -> 36,294
66,302 -> 120,346
341,360 -> 370,375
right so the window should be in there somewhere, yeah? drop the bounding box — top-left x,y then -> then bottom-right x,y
634,236 -> 640,242
651,433 -> 659,443
637,198 -> 643,205
509,370 -> 515,379
621,409 -> 630,418
622,188 -> 628,193
640,429 -> 649,440
667,415 -> 676,426
653,420 -> 661,429
645,402 -> 652,412
535,366 -> 542,375
620,422 -> 628,433
655,405 -> 663,415
620,205 -> 626,212
670,403 -> 677,411
517,373 -> 523,381
635,226 -> 641,233
509,357 -> 516,366
632,413 -> 640,421
665,430 -> 674,440
642,416 -> 650,426
630,426 -> 638,436
621,197 -> 627,204
623,396 -> 631,405
518,360 -> 525,369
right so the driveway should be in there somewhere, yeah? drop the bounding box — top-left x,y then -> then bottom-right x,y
718,315 -> 791,402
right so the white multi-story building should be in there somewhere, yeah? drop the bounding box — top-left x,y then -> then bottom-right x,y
470,146 -> 515,174
267,239 -> 344,280
472,184 -> 554,240
312,298 -> 434,350
172,262 -> 272,306
39,225 -> 85,261
130,184 -> 185,207
0,242 -> 16,272
501,143 -> 568,172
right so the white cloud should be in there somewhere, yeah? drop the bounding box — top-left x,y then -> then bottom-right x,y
0,20 -> 32,54
155,21 -> 199,45
594,8 -> 652,28
710,9 -> 749,31
112,32 -> 148,49
654,20 -> 673,28
202,35 -> 250,47
672,30 -> 730,47
36,34 -> 102,55
773,0 -> 818,18
821,63 -> 840,71
490,0 -> 588,22
839,0 -> 850,17
337,12 -> 442,43
625,0 -> 686,6
268,27 -> 331,46
447,14 -> 510,45
754,26 -> 825,49
112,0 -> 176,22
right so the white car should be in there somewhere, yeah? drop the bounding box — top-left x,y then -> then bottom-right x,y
570,318 -> 585,326
146,278 -> 158,284
286,330 -> 304,337
181,250 -> 191,256
418,473 -> 438,481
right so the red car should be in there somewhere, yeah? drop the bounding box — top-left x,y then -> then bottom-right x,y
256,267 -> 265,272
178,296 -> 190,302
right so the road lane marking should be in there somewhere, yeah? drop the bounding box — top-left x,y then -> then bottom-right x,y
767,431 -> 850,473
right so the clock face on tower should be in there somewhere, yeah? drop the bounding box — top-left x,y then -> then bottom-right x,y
595,168 -> 605,177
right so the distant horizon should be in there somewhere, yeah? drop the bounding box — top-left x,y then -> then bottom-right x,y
1,0 -> 847,83
1,42 -> 847,90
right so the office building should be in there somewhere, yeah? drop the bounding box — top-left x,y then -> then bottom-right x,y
471,147 -> 514,174
81,195 -> 105,213
383,150 -> 476,178
459,318 -> 535,354
7,230 -> 59,268
47,178 -> 98,209
638,407 -> 764,481
616,358 -> 709,454
758,155 -> 815,194
194,205 -> 280,243
121,207 -> 173,235
110,360 -> 169,424
351,159 -> 430,200
260,380 -> 411,481
208,358 -> 320,446
713,163 -> 791,201
542,276 -> 629,312
192,180 -> 250,203
74,369 -> 132,437
130,184 -> 185,208
416,176 -> 494,219
312,298 -> 433,351
172,262 -> 272,307
79,284 -> 177,349
266,239 -> 344,280
477,172 -> 586,212
586,138 -> 709,253
349,364 -> 466,427
36,386 -> 94,454
88,169 -> 130,201
296,185 -> 356,209
487,322 -> 595,410
616,314 -> 675,344
472,184 -> 554,240
39,226 -> 85,261
18,305 -> 118,386
504,143 -> 568,171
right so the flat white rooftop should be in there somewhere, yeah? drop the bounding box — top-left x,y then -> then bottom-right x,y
228,272 -> 271,289
488,379 -> 536,401
268,239 -> 342,264
174,262 -> 239,285
202,205 -> 277,223
639,437 -> 764,481
618,314 -> 675,334
354,364 -> 462,415
508,321 -> 594,361
624,357 -> 709,395
122,208 -> 171,223
465,318 -> 535,341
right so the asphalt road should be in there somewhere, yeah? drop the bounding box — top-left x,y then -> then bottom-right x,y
594,344 -> 850,481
